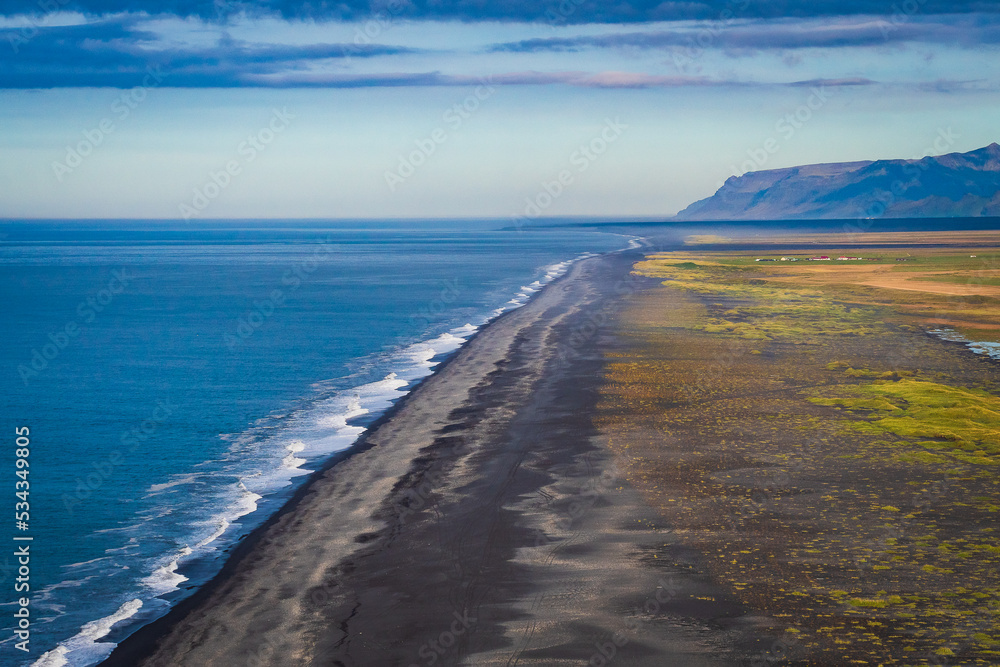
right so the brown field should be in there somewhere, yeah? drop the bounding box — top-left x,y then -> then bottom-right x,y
595,250 -> 1000,665
686,230 -> 1000,247
644,246 -> 1000,342
757,257 -> 1000,299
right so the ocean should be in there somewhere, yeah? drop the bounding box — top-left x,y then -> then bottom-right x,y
0,220 -> 634,667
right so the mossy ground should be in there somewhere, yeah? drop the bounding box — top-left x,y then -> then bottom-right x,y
635,248 -> 1000,344
809,377 -> 1000,465
596,252 -> 1000,665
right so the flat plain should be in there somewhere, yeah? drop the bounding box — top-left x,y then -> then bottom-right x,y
596,237 -> 1000,664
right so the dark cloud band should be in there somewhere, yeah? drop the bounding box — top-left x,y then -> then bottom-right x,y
2,0 -> 1000,23
0,18 -> 417,87
1,10 -> 995,89
489,14 -> 1000,52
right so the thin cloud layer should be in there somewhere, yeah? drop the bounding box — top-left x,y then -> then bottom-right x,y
244,70 -> 729,87
0,17 -> 417,87
489,15 -> 1000,52
1,11 -> 997,88
3,0 -> 1000,23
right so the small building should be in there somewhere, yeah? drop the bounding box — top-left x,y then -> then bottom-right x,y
809,256 -> 831,261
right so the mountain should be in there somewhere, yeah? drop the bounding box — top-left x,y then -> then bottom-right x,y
674,143 -> 1000,221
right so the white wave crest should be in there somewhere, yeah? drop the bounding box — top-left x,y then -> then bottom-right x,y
32,599 -> 144,667
143,548 -> 192,595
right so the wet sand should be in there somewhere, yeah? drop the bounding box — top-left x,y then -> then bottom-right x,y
102,250 -> 769,666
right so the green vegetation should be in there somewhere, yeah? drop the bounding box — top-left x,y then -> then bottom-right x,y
848,597 -> 890,608
809,379 -> 1000,463
635,258 -> 886,342
618,249 -> 1000,663
637,249 -> 1000,345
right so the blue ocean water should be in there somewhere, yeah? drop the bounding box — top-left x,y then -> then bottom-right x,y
0,220 -> 633,667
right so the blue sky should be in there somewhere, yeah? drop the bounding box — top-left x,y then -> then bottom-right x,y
1,1 -> 999,219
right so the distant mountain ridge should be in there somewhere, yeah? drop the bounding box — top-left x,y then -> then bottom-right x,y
675,143 -> 1000,221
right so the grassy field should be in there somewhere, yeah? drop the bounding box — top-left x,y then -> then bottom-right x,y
685,230 -> 1000,248
596,243 -> 1000,665
639,246 -> 1000,342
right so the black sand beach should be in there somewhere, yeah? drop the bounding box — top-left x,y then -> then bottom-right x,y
101,235 -> 1000,666
101,249 -> 770,666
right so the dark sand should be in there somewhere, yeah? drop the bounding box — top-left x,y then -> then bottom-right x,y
102,251 -> 772,666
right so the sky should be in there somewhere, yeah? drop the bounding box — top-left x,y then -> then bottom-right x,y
1,0 -> 999,219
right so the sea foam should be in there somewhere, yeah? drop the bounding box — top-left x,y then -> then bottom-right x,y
31,599 -> 144,667
36,251 -> 600,667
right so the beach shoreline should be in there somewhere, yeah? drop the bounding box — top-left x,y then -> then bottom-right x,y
95,252 -> 594,665
98,234 -> 1000,666
100,246 -> 768,666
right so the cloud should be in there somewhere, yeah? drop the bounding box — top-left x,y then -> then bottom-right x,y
1,0 -> 1000,24
787,77 -> 876,86
0,16 -> 418,87
178,69 -> 881,88
0,11 -> 991,89
489,14 -> 1000,53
